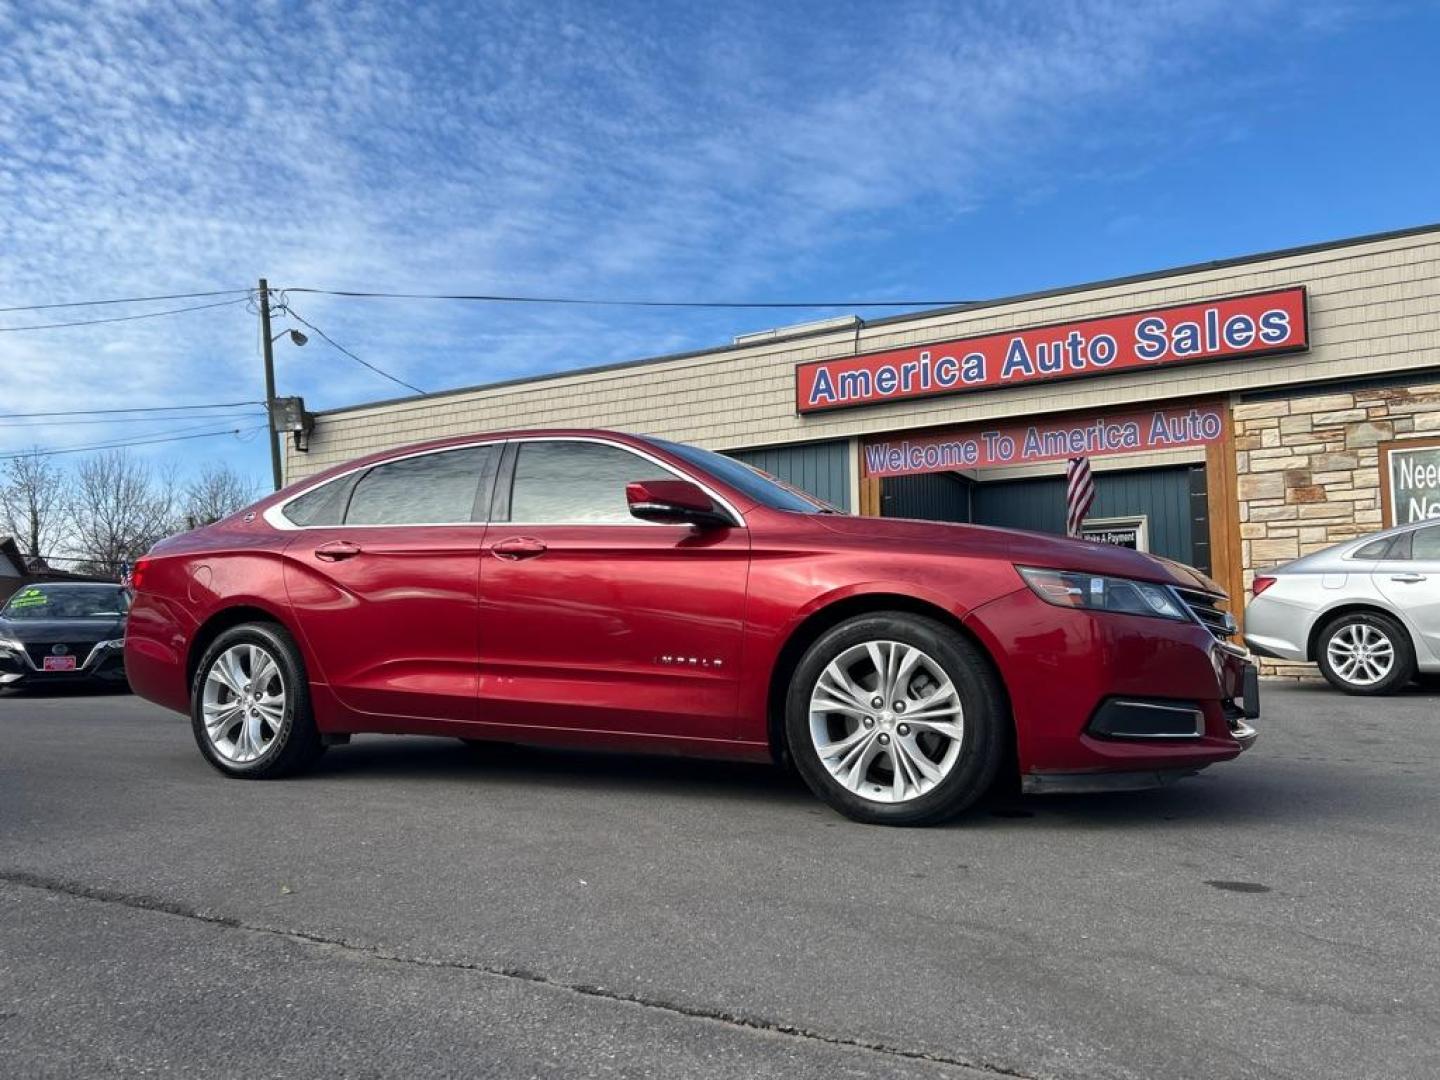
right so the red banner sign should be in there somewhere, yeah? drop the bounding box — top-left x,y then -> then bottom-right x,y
862,403 -> 1226,478
797,286 -> 1307,413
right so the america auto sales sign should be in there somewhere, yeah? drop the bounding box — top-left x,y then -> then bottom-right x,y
795,287 -> 1309,413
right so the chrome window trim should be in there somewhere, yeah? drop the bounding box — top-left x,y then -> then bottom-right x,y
264,435 -> 746,531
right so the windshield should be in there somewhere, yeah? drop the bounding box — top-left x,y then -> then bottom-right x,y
648,438 -> 839,514
1,584 -> 129,620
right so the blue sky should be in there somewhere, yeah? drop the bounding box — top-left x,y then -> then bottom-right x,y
1,0 -> 1437,487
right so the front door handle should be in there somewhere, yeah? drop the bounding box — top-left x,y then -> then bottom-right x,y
314,540 -> 362,562
492,536 -> 547,560
1390,573 -> 1427,583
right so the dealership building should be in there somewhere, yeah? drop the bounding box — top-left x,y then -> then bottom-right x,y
287,223 -> 1440,664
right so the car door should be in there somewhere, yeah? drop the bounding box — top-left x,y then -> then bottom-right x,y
477,437 -> 750,739
281,443 -> 499,727
1373,524 -> 1440,663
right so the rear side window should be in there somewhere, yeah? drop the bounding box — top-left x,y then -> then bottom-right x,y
1412,526 -> 1440,560
1351,537 -> 1394,560
345,445 -> 498,526
282,477 -> 354,527
507,441 -> 673,524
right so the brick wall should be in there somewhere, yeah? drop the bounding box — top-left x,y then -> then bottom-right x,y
1234,381 -> 1440,675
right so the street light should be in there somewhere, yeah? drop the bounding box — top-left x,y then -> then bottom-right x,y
272,328 -> 308,347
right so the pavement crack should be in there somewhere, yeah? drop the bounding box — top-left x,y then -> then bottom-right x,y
0,868 -> 1042,1080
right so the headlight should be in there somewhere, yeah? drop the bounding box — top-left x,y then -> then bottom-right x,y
98,638 -> 125,649
0,637 -> 21,653
1016,566 -> 1189,622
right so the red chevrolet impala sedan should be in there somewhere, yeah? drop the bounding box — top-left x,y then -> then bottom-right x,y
126,429 -> 1258,825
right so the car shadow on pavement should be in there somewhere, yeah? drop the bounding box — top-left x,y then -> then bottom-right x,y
291,730 -> 1415,830
309,735 -> 817,809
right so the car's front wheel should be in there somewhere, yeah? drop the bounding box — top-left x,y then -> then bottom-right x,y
191,623 -> 324,778
785,613 -> 1007,826
1316,611 -> 1415,695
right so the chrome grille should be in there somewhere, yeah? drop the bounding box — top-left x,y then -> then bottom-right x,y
1174,588 -> 1236,640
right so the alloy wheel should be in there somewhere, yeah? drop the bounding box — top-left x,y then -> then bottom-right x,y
201,643 -> 287,763
808,639 -> 964,804
1326,622 -> 1395,687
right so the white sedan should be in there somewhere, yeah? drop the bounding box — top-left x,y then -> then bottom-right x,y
1245,520 -> 1440,694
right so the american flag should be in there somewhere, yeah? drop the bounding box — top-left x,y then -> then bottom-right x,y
1066,457 -> 1095,538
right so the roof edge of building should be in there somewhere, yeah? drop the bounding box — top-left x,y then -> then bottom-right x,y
315,219 -> 1440,419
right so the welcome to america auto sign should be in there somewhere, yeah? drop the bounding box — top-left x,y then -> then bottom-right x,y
862,404 -> 1226,478
795,287 -> 1309,414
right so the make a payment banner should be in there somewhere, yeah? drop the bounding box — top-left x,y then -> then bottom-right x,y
862,404 -> 1226,478
797,287 -> 1308,414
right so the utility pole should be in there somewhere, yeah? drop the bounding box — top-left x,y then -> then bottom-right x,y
258,278 -> 283,491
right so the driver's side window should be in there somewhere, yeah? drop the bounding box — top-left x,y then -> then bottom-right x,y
506,441 -> 673,524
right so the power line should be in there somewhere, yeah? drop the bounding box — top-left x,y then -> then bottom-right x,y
281,286 -> 974,310
0,425 -> 266,462
0,288 -> 248,314
0,297 -> 249,333
0,411 -> 267,429
0,401 -> 263,420
282,307 -> 426,395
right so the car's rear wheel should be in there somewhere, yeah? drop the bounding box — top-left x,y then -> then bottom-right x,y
785,612 -> 1007,826
1316,611 -> 1414,695
191,623 -> 324,778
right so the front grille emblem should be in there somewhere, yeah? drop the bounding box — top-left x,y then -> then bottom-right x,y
51,644 -> 70,656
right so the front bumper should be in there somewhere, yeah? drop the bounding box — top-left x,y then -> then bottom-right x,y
963,588 -> 1259,784
0,643 -> 128,688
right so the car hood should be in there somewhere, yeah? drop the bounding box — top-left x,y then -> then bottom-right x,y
0,615 -> 127,643
814,515 -> 1225,594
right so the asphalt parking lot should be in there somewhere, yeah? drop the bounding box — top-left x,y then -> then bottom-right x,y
1,682 -> 1436,1080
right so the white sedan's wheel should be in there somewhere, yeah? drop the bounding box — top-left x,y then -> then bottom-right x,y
1324,622 -> 1394,688
1316,612 -> 1414,696
809,640 -> 964,804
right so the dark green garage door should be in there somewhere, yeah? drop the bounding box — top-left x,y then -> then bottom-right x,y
882,464 -> 1209,572
971,465 -> 1207,570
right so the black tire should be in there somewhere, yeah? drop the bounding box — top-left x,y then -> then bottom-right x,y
785,613 -> 1007,826
1315,611 -> 1415,696
190,622 -> 325,778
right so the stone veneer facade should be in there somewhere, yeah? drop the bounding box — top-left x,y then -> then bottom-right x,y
1233,380 -> 1440,675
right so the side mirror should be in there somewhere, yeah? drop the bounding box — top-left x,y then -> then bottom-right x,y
626,479 -> 732,528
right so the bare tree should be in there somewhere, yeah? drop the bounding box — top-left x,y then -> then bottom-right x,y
70,450 -> 180,578
0,452 -> 69,561
182,463 -> 261,528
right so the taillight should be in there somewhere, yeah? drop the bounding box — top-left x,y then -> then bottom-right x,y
1251,576 -> 1276,598
131,557 -> 152,591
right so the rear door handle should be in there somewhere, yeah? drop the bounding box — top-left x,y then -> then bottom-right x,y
1390,573 -> 1427,583
314,540 -> 362,562
492,536 -> 547,560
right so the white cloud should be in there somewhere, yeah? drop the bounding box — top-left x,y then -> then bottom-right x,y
0,0 -> 1353,474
